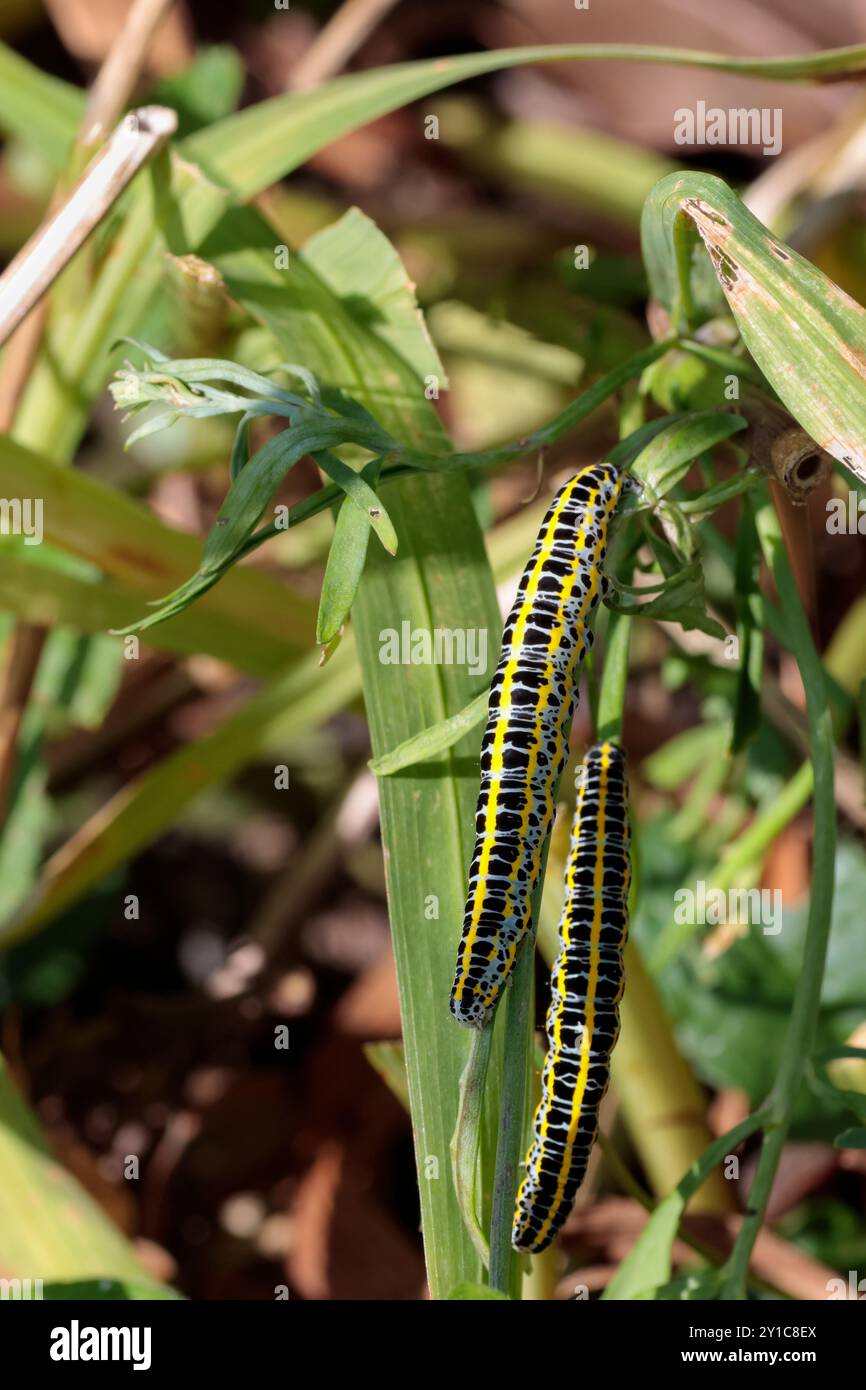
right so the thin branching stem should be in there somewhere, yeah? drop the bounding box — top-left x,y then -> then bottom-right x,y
719,502 -> 837,1298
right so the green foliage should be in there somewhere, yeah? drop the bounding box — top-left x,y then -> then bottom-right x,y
0,27 -> 863,1303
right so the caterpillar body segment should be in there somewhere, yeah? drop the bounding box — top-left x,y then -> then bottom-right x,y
512,740 -> 631,1253
450,463 -> 624,1029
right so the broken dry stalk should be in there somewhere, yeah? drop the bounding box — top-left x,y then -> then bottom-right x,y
0,105 -> 177,348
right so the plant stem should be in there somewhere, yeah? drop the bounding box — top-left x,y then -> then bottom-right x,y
719,502 -> 837,1299
488,942 -> 534,1296
597,609 -> 631,743
450,1027 -> 494,1267
672,211 -> 698,333
485,569 -> 643,1294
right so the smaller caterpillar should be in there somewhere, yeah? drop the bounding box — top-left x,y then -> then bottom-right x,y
512,740 -> 631,1254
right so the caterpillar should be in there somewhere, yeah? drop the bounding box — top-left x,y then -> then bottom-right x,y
512,740 -> 631,1254
450,462 -> 624,1029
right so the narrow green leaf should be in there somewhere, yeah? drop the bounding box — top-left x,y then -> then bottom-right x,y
186,44 -> 866,201
652,1271 -> 723,1301
0,42 -> 83,159
602,1112 -> 765,1300
42,1280 -> 184,1301
369,689 -> 488,776
629,411 -> 747,499
450,1030 -> 494,1267
447,1282 -> 509,1300
203,419 -> 377,571
597,610 -> 632,745
0,435 -> 314,655
276,211 -> 511,1296
113,419 -> 385,635
316,458 -> 383,646
834,1127 -> 866,1149
604,1190 -> 683,1301
363,1041 -> 410,1111
8,37 -> 866,183
313,449 -> 398,554
0,1054 -> 171,1291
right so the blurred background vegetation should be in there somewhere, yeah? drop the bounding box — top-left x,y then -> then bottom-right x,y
1,0 -> 865,1301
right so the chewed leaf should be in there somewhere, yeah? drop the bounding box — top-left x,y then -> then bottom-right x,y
642,172 -> 866,482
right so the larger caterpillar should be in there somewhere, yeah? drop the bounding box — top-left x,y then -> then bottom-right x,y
450,462 -> 624,1029
512,740 -> 631,1254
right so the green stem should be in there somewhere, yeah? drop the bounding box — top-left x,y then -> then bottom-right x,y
595,1131 -> 773,1293
486,554 -> 639,1293
233,342 -> 676,564
719,503 -> 837,1299
450,1028 -> 494,1267
488,943 -> 534,1296
672,212 -> 698,334
597,610 -> 632,743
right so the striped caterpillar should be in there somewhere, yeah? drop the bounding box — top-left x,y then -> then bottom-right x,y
450,462 -> 624,1029
512,740 -> 631,1253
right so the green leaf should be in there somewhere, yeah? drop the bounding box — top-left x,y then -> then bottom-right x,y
834,1127 -> 866,1149
652,1270 -> 724,1301
313,449 -> 397,554
0,1054 -> 171,1292
602,1112 -> 764,1300
298,207 -> 446,390
0,42 -> 83,160
7,37 -> 866,179
604,1189 -> 683,1300
642,171 -> 866,483
363,1041 -> 410,1111
0,551 -> 293,675
112,417 -> 387,635
369,689 -> 488,776
629,411 -> 747,498
42,1280 -> 184,1301
447,1282 -> 509,1300
610,560 -> 726,639
148,45 -> 244,135
227,207 -> 512,1297
186,44 -> 866,201
316,458 -> 384,646
0,434 -> 313,657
